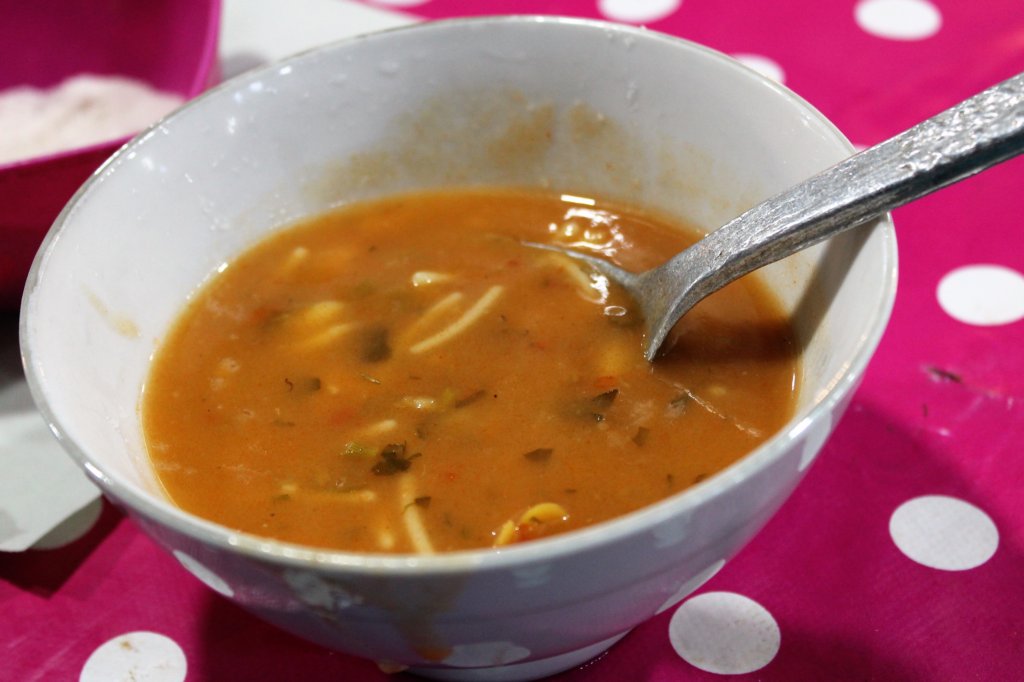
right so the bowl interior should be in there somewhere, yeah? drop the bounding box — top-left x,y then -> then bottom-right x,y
22,17 -> 895,560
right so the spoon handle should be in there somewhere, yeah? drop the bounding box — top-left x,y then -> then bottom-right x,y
664,71 -> 1024,304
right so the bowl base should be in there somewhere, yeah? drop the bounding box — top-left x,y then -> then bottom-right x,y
409,630 -> 630,681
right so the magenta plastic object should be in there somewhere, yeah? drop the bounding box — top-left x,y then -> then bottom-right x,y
0,0 -> 221,309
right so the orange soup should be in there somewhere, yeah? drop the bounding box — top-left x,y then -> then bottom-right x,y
143,188 -> 799,553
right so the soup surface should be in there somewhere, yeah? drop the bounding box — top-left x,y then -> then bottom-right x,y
143,188 -> 799,554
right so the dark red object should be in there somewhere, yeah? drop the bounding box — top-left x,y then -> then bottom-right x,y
0,0 -> 221,309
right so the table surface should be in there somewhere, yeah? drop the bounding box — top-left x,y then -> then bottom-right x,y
4,1 -> 1024,680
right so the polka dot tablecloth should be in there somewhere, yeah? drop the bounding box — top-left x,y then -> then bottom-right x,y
3,0 -> 1023,680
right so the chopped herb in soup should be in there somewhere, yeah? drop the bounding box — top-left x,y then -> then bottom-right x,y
142,188 -> 799,553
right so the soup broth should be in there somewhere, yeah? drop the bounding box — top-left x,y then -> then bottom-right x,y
143,188 -> 799,554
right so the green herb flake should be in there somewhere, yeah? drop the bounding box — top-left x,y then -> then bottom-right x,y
524,447 -> 553,463
454,389 -> 487,408
592,388 -> 619,410
669,392 -> 691,413
360,325 -> 392,363
588,388 -> 619,422
567,388 -> 621,423
371,442 -> 420,476
402,495 -> 433,512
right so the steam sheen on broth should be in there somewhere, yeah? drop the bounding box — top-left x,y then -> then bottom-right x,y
142,188 -> 799,554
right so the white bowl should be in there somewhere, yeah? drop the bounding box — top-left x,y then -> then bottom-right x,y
21,16 -> 896,681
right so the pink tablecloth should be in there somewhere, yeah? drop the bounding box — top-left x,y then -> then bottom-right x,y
4,1 -> 1024,679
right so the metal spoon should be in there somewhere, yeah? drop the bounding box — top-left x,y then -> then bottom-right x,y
530,71 -> 1024,361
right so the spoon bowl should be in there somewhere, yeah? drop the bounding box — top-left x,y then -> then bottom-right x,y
534,71 -> 1024,361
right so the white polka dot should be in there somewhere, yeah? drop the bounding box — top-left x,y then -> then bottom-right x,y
656,559 -> 725,614
733,54 -> 786,84
855,0 -> 942,40
890,495 -> 999,570
598,0 -> 682,24
444,641 -> 531,668
670,592 -> 780,674
32,498 -> 103,550
937,264 -> 1024,326
173,550 -> 234,597
80,632 -> 186,682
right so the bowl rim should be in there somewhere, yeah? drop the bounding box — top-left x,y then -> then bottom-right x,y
20,14 -> 898,576
0,0 -> 222,173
